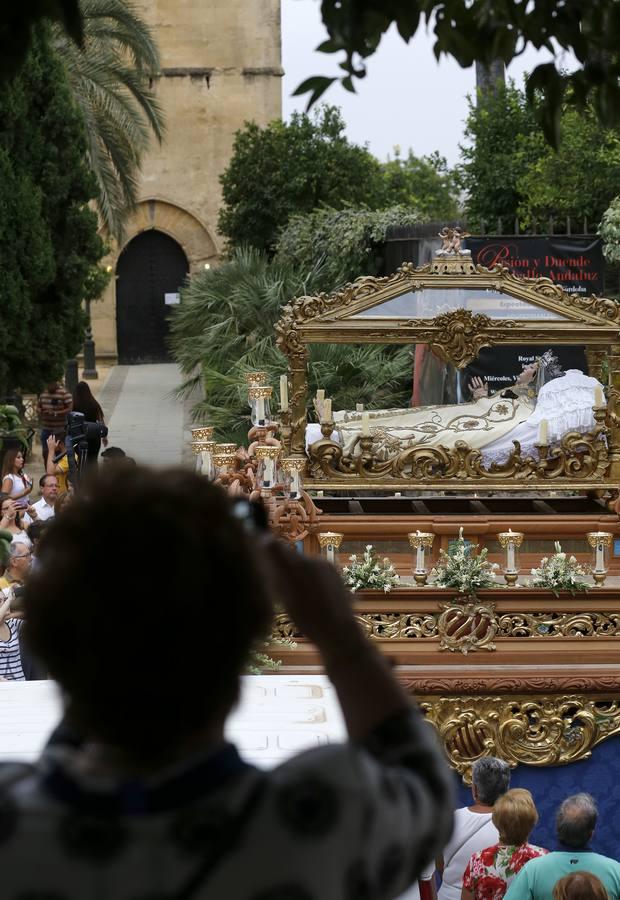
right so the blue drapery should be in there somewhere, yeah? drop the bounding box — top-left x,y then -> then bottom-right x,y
453,732 -> 620,857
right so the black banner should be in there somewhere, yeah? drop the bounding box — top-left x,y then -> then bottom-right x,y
458,236 -> 603,395
465,235 -> 604,296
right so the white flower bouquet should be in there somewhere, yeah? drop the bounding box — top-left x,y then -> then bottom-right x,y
341,544 -> 400,593
431,527 -> 499,595
529,542 -> 589,596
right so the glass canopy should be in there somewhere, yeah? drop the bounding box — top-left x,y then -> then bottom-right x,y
352,287 -> 565,320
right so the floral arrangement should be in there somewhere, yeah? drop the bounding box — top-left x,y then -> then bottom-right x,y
341,544 -> 400,593
431,527 -> 499,595
529,542 -> 589,596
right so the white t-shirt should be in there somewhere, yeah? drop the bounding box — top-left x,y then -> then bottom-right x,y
2,473 -> 30,498
438,807 -> 499,900
31,497 -> 55,522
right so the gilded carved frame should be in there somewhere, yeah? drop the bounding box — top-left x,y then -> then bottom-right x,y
275,255 -> 620,493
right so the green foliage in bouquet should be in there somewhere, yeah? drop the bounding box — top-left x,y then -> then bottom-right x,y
431,527 -> 499,595
529,542 -> 589,597
341,545 -> 400,593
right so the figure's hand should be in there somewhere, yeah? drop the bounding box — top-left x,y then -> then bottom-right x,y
27,505 -> 37,520
1,500 -> 17,522
47,435 -> 59,453
469,377 -> 488,399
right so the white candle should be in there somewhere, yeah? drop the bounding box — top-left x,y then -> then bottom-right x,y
280,375 -> 288,411
538,418 -> 548,444
326,543 -> 335,564
291,468 -> 300,497
416,546 -> 425,572
195,453 -> 202,474
361,412 -> 370,435
202,450 -> 213,480
316,389 -> 325,402
322,399 -> 332,422
257,396 -> 265,423
507,542 -> 516,571
356,403 -> 364,412
264,457 -> 274,486
594,385 -> 604,407
596,541 -> 605,572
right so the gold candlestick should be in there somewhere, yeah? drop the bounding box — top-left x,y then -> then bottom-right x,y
244,372 -> 269,387
587,531 -> 612,586
407,531 -> 434,586
191,426 -> 214,441
317,531 -> 344,564
498,530 -> 524,586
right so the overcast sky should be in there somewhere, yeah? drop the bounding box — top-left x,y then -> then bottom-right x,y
282,0 -> 569,167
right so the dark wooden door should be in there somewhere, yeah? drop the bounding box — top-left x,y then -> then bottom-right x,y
116,230 -> 189,364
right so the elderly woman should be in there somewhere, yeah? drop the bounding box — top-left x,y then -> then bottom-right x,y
462,789 -> 548,900
437,757 -> 511,900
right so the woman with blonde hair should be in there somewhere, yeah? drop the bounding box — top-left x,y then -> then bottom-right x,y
461,788 -> 548,900
553,873 -> 609,900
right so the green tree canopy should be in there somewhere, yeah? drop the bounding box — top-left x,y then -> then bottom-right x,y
516,107 -> 620,228
458,82 -> 620,231
0,26 -> 105,395
457,83 -> 539,228
218,106 -> 386,253
380,148 -> 459,220
295,0 -> 620,147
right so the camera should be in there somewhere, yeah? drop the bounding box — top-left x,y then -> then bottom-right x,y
65,412 -> 109,485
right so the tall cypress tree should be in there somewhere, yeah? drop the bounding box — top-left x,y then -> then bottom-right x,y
0,25 -> 105,395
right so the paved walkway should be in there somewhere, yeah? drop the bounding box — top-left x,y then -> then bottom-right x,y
98,364 -> 188,466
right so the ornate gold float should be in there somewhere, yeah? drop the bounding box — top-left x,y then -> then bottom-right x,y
275,252 -> 620,496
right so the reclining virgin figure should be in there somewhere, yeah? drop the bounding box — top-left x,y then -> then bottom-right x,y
309,351 -> 604,466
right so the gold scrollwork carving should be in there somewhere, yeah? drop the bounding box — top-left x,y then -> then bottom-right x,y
497,612 -> 620,638
307,424 -> 609,486
420,695 -> 620,782
403,310 -> 517,369
437,600 -> 497,654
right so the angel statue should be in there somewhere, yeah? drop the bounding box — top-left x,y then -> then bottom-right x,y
306,351 -> 604,465
438,226 -> 470,254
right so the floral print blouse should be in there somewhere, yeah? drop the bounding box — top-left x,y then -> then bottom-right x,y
463,842 -> 549,900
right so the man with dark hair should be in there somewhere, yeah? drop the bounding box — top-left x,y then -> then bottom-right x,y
31,474 -> 58,521
505,793 -> 620,900
36,380 -> 72,463
0,466 -> 453,898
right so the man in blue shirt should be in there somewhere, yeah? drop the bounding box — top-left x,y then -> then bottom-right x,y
505,793 -> 620,900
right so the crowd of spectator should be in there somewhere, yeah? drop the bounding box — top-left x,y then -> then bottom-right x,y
0,386 -> 619,897
398,758 -> 620,900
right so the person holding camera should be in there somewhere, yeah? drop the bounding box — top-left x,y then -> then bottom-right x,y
0,495 -> 32,548
0,466 -> 454,899
45,433 -> 72,493
72,381 -> 108,465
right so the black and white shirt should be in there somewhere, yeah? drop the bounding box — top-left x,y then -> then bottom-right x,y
0,708 -> 453,899
0,617 -> 24,681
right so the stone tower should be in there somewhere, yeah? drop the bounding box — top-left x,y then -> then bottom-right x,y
93,0 -> 282,363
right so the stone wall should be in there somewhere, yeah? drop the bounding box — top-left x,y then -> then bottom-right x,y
92,0 -> 282,359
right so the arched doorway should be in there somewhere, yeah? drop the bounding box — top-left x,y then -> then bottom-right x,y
116,230 -> 189,364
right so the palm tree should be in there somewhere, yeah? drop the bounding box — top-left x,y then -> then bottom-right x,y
170,247 -> 412,446
52,0 -> 165,241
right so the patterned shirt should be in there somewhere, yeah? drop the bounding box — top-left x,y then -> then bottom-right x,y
0,708 -> 453,899
37,387 -> 72,430
0,617 -> 24,681
464,843 -> 549,900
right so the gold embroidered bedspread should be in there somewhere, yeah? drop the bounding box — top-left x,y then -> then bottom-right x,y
335,390 -> 536,459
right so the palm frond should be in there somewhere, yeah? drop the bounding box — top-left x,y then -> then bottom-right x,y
52,0 -> 165,240
170,248 -> 412,445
